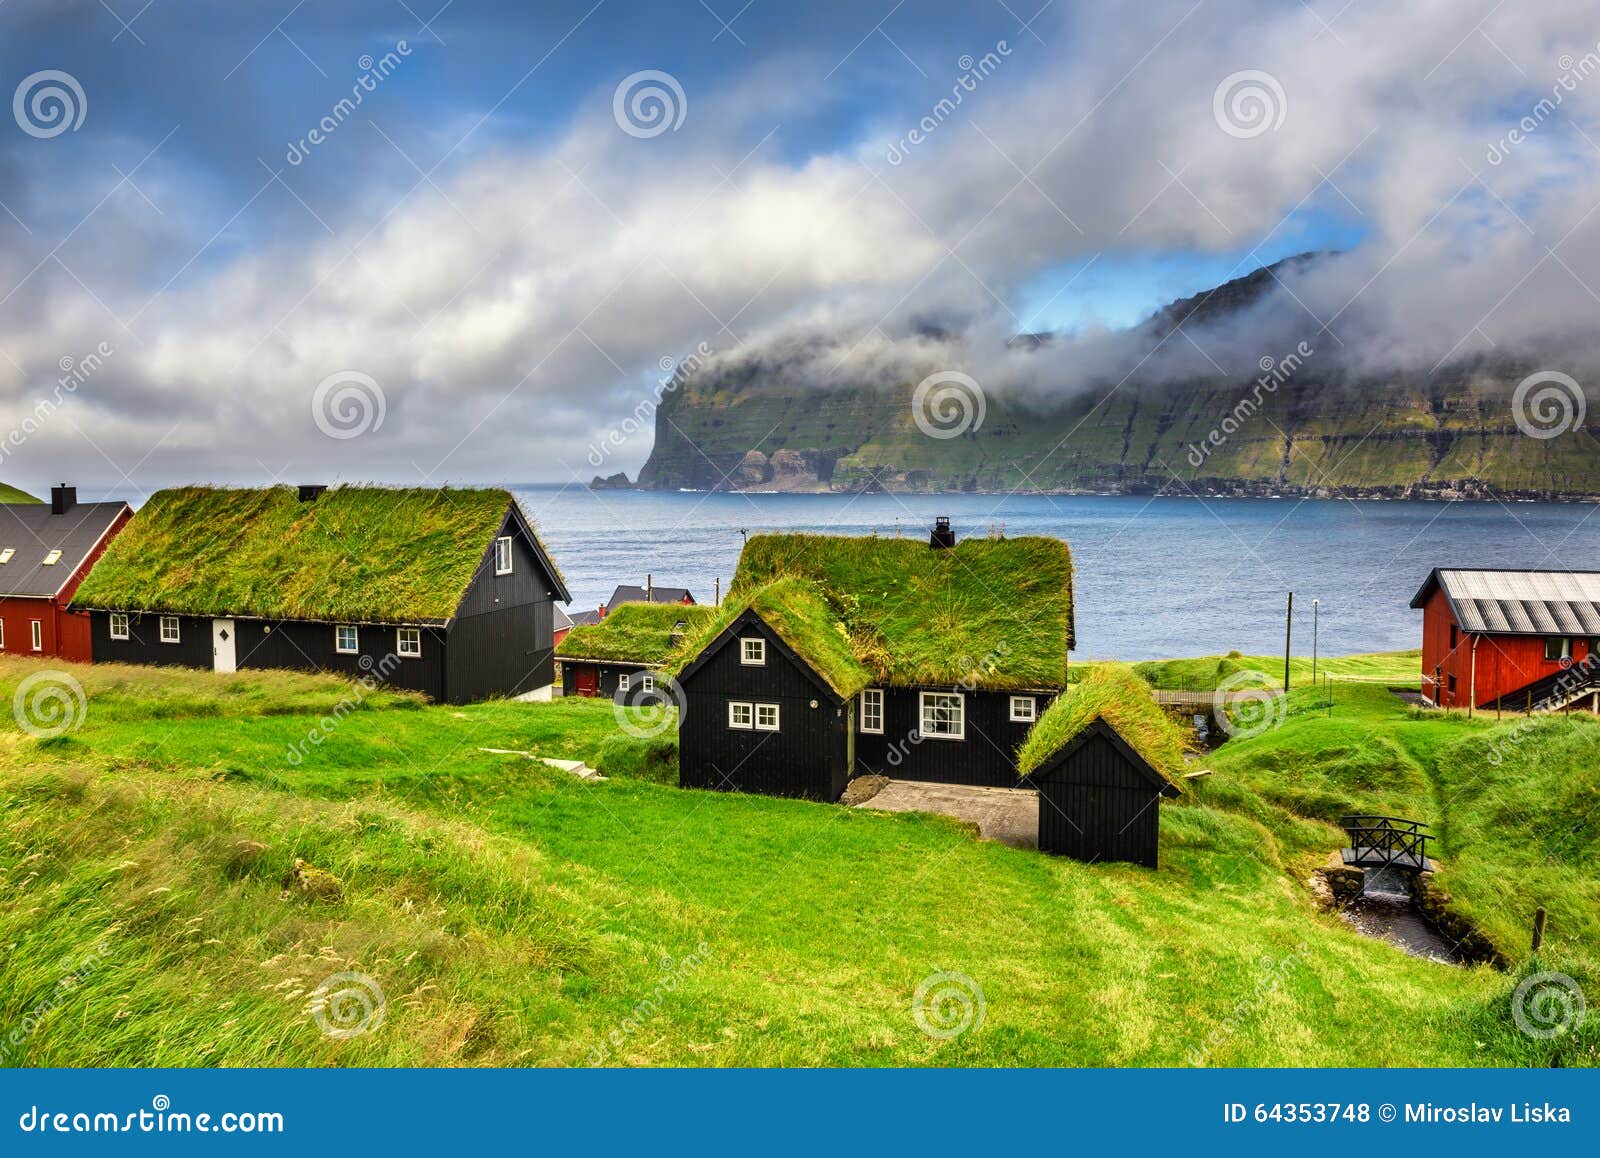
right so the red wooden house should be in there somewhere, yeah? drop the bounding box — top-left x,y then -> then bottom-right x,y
0,485 -> 131,663
1410,568 -> 1600,712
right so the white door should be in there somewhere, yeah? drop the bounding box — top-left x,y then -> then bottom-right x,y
212,618 -> 237,673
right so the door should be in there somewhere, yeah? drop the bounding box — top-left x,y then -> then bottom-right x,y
574,664 -> 598,696
212,618 -> 237,673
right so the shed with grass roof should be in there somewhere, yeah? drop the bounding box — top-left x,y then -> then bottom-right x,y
69,485 -> 570,704
668,521 -> 1075,799
1018,666 -> 1183,867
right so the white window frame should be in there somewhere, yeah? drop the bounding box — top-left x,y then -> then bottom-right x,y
109,613 -> 129,641
397,627 -> 422,658
919,691 -> 966,740
728,701 -> 754,729
335,624 -> 360,654
641,673 -> 656,693
42,549 -> 62,566
1009,695 -> 1037,723
31,620 -> 43,651
740,637 -> 766,665
617,672 -> 631,693
754,703 -> 780,731
859,689 -> 884,734
1545,635 -> 1571,661
0,621 -> 4,648
159,616 -> 181,644
494,536 -> 514,575
0,547 -> 13,564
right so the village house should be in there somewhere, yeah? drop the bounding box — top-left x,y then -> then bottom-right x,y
0,485 -> 131,662
556,601 -> 714,698
668,521 -> 1075,799
1411,567 -> 1600,712
69,485 -> 569,704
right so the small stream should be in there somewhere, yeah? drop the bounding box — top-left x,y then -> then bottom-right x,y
1339,866 -> 1462,964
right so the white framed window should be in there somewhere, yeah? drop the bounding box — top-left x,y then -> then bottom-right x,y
335,625 -> 359,654
1009,695 -> 1037,723
728,701 -> 754,729
755,703 -> 780,731
859,688 -> 883,733
109,613 -> 129,641
31,621 -> 43,651
641,673 -> 656,693
397,627 -> 422,658
920,691 -> 965,740
0,621 -> 4,648
159,616 -> 181,644
42,549 -> 62,566
494,536 -> 514,575
617,672 -> 631,693
1545,636 -> 1571,661
0,547 -> 14,563
740,637 -> 766,665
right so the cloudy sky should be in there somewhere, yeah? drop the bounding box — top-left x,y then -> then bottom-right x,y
2,0 -> 1599,498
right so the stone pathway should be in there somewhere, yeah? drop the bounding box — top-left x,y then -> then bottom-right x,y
855,780 -> 1038,848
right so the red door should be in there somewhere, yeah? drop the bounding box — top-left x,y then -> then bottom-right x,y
574,665 -> 598,697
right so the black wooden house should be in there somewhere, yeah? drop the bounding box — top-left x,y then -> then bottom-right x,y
556,601 -> 713,698
69,485 -> 570,704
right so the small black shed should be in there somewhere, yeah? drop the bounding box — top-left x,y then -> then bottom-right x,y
1030,717 -> 1180,867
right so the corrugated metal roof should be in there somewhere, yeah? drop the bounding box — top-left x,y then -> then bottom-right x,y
1433,569 -> 1600,635
0,501 -> 128,598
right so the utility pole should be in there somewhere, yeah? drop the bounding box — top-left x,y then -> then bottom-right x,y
1311,599 -> 1320,687
1284,591 -> 1294,692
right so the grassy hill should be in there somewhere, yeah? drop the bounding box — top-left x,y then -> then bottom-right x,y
0,655 -> 1593,1067
0,482 -> 39,503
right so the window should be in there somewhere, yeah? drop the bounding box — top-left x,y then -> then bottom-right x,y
728,701 -> 754,729
30,621 -> 42,651
494,536 -> 513,575
617,672 -> 631,693
920,692 -> 965,740
641,673 -> 656,693
1447,674 -> 1458,693
335,625 -> 359,654
1545,636 -> 1572,661
42,550 -> 62,565
0,547 -> 13,563
159,616 -> 180,644
859,689 -> 883,733
110,613 -> 129,640
397,627 -> 422,658
740,637 -> 766,665
1009,695 -> 1037,723
0,621 -> 4,648
755,703 -> 780,731
1449,624 -> 1458,650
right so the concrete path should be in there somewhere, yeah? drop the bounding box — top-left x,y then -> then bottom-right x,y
856,780 -> 1038,848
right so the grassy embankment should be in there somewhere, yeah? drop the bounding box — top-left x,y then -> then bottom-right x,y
0,654 -> 1593,1067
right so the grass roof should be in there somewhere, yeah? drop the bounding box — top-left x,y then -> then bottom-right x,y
727,532 -> 1073,690
0,482 -> 39,503
556,602 -> 715,664
71,485 -> 523,623
1018,664 -> 1185,782
666,576 -> 872,700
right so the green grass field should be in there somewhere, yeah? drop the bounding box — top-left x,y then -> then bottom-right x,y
0,653 -> 1593,1068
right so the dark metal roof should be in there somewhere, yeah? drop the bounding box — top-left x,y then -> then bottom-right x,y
606,583 -> 695,607
567,608 -> 602,627
0,501 -> 128,598
1411,568 -> 1600,636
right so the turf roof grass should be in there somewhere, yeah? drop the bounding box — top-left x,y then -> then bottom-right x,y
556,602 -> 715,664
726,532 -> 1073,691
0,483 -> 39,503
666,576 -> 872,700
1018,663 -> 1185,781
71,485 -> 522,622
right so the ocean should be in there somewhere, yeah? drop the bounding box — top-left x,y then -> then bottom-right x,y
517,487 -> 1600,661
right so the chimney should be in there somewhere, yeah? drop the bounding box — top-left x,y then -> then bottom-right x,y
598,603 -> 608,620
297,485 -> 327,503
646,573 -> 654,602
50,484 -> 76,515
930,516 -> 955,549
